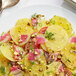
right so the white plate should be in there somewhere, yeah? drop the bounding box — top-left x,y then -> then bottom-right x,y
0,5 -> 76,34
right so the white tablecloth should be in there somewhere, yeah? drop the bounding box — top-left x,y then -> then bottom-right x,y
1,0 -> 76,15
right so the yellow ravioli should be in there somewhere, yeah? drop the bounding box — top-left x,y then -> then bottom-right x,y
45,25 -> 69,51
10,26 -> 34,45
44,62 -> 62,76
61,43 -> 76,69
0,43 -> 15,61
50,15 -> 73,37
29,55 -> 46,76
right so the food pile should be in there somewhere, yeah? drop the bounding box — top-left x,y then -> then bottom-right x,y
0,14 -> 76,76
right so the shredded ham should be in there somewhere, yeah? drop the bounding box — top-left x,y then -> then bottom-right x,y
28,52 -> 35,61
39,27 -> 48,34
10,65 -> 23,76
58,61 -> 72,76
44,51 -> 49,63
31,18 -> 38,26
25,36 -> 40,51
28,49 -> 43,61
25,35 -> 45,52
64,69 -> 72,76
18,35 -> 30,46
70,37 -> 76,43
36,35 -> 46,44
34,49 -> 43,56
0,33 -> 11,42
44,51 -> 62,64
46,52 -> 60,64
59,65 -> 64,73
0,33 -> 8,41
13,45 -> 20,55
20,35 -> 28,43
10,62 -> 22,70
14,55 -> 21,60
11,66 -> 18,72
13,45 -> 23,60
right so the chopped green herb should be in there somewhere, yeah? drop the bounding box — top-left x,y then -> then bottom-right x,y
49,59 -> 53,64
45,31 -> 48,34
7,62 -> 11,66
73,73 -> 76,76
32,13 -> 37,18
0,66 -> 5,75
46,71 -> 51,75
31,61 -> 35,65
66,59 -> 71,63
29,45 -> 34,51
38,23 -> 42,27
45,31 -> 54,40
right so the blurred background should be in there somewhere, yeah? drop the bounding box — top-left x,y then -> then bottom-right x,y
0,0 -> 76,15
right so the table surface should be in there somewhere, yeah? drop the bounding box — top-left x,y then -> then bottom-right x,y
1,0 -> 76,16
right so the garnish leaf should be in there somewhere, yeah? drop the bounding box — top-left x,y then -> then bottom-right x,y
31,61 -> 35,65
46,71 -> 51,75
29,45 -> 34,51
45,31 -> 54,40
0,66 -> 5,75
73,73 -> 76,76
32,13 -> 37,18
